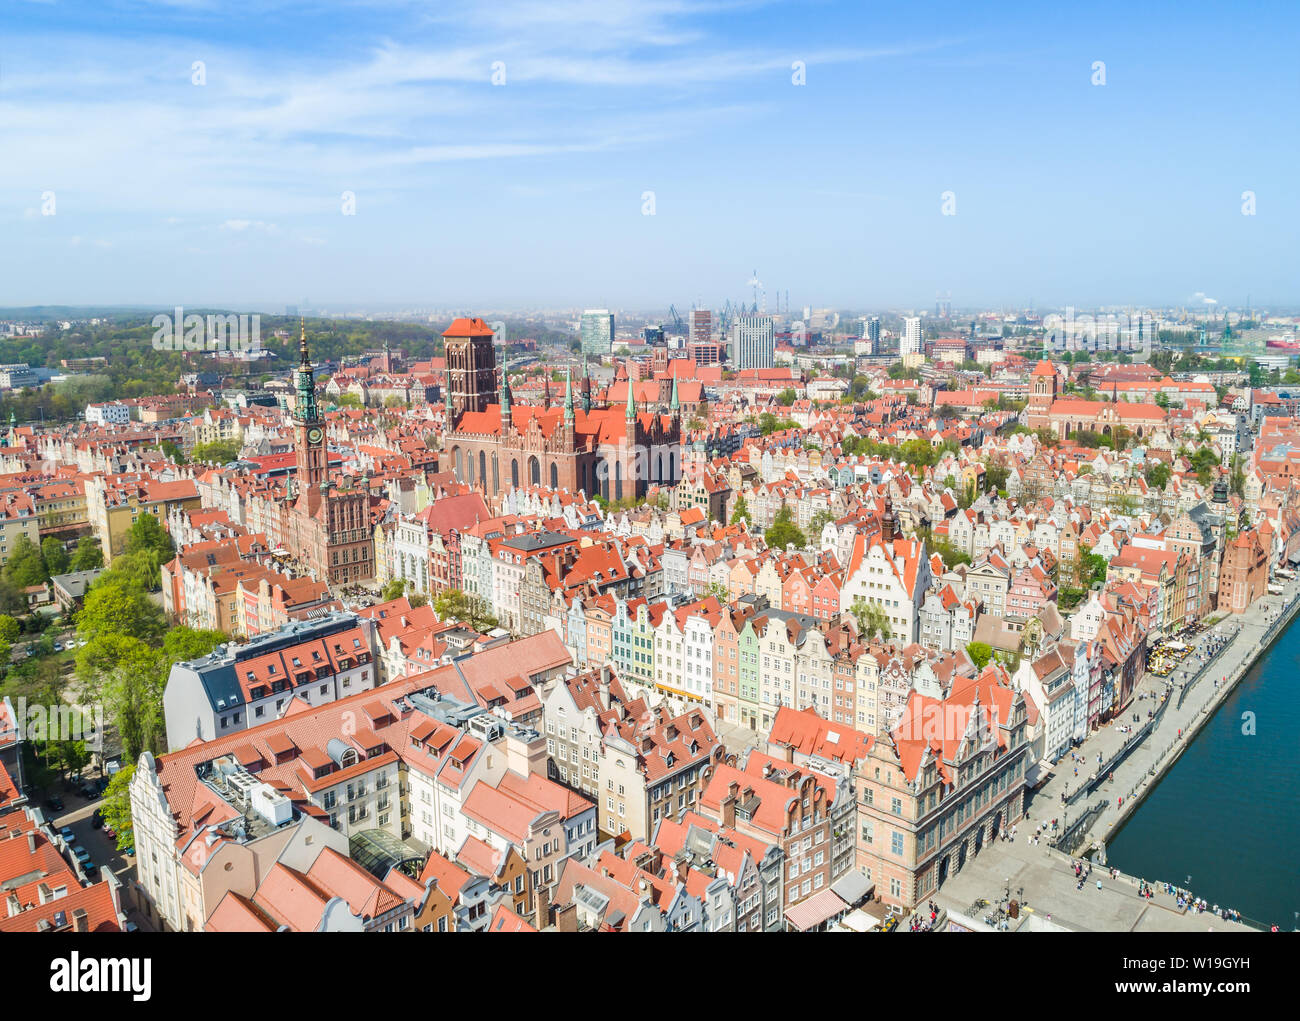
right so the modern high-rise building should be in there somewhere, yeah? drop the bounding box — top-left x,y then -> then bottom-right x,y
901,317 -> 923,357
866,316 -> 881,355
690,309 -> 713,347
580,309 -> 615,355
731,314 -> 775,370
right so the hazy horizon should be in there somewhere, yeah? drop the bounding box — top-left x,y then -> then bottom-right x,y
2,1 -> 1296,310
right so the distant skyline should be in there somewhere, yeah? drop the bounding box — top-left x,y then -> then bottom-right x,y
2,1 -> 1297,309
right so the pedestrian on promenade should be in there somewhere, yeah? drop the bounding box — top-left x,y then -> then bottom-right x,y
1097,880 -> 1103,892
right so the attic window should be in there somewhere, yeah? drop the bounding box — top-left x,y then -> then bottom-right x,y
268,664 -> 276,675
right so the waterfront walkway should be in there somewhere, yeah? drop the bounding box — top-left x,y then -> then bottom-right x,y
1027,575 -> 1300,855
930,576 -> 1300,929
930,833 -> 1252,932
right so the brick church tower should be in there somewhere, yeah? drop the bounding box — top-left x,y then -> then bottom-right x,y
1026,359 -> 1059,429
443,317 -> 499,423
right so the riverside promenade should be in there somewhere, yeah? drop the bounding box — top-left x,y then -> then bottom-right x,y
1029,574 -> 1300,856
926,578 -> 1300,931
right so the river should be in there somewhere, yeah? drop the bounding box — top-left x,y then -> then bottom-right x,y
1106,613 -> 1300,929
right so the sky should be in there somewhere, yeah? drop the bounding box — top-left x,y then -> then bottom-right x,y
1,0 -> 1297,312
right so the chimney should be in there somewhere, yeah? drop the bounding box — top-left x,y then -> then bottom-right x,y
781,741 -> 795,764
533,880 -> 551,928
722,793 -> 737,828
556,901 -> 578,933
599,665 -> 612,710
27,833 -> 36,854
72,908 -> 89,933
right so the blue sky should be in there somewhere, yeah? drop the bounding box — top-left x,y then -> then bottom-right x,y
1,0 -> 1296,311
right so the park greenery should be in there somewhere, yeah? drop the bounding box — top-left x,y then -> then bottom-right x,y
764,506 -> 806,550
432,589 -> 499,631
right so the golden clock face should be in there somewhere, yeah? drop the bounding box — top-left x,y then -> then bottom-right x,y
307,427 -> 323,445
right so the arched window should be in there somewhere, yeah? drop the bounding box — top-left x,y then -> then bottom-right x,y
550,463 -> 559,490
453,446 -> 463,481
529,455 -> 541,486
479,450 -> 487,486
511,459 -> 520,488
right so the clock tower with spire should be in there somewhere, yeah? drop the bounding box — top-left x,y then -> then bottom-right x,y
293,320 -> 327,495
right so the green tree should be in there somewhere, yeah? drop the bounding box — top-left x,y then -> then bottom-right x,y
162,627 -> 227,663
191,439 -> 242,464
5,533 -> 48,588
764,506 -> 806,550
1144,461 -> 1172,490
100,764 -> 136,852
849,597 -> 892,642
1230,454 -> 1246,498
77,578 -> 167,646
124,512 -> 174,560
158,439 -> 186,464
0,575 -> 26,615
98,549 -> 164,591
967,641 -> 993,670
729,493 -> 750,526
95,638 -> 168,760
776,388 -> 796,407
1188,447 -> 1220,487
432,589 -> 498,631
41,536 -> 70,577
808,508 -> 835,536
379,577 -> 409,602
70,535 -> 104,571
0,614 -> 20,645
113,513 -> 175,589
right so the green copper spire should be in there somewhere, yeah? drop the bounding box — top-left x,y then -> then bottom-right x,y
625,380 -> 637,422
563,368 -> 574,421
669,374 -> 680,413
294,319 -> 319,423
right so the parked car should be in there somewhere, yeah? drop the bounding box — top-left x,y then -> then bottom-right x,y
103,826 -> 116,841
44,795 -> 64,812
58,827 -> 76,843
52,641 -> 63,652
90,810 -> 103,830
72,846 -> 91,866
124,921 -> 138,933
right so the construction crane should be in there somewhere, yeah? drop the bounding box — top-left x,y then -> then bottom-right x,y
667,304 -> 686,334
